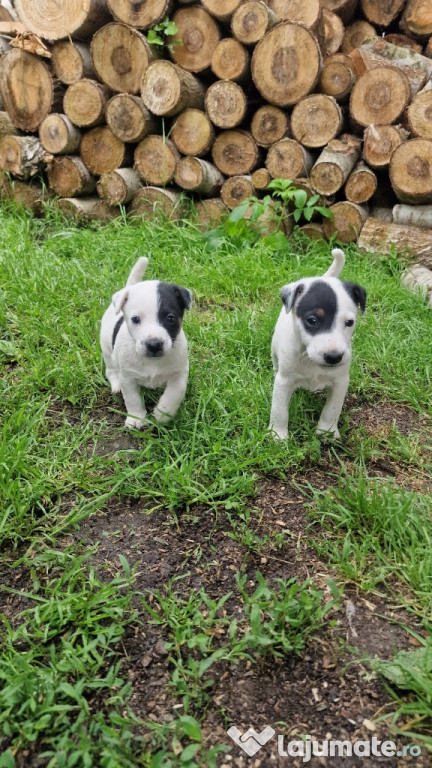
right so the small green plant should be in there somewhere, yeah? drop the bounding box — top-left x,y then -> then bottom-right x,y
371,641 -> 432,749
204,178 -> 334,252
147,17 -> 182,52
147,715 -> 228,767
235,571 -> 341,657
267,178 -> 334,223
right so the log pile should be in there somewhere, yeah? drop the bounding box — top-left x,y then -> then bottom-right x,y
1,0 -> 432,258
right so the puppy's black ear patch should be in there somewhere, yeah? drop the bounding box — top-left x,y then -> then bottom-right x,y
175,285 -> 193,311
281,282 -> 304,313
343,281 -> 367,314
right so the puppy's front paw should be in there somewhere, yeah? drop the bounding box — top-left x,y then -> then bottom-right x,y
125,415 -> 148,430
152,408 -> 173,425
269,426 -> 288,441
316,425 -> 340,440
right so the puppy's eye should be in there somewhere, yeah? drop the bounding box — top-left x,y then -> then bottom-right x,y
306,316 -> 318,327
167,313 -> 175,323
345,319 -> 354,327
131,316 -> 141,324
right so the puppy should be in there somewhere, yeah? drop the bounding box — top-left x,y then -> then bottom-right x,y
269,248 -> 366,440
100,257 -> 192,429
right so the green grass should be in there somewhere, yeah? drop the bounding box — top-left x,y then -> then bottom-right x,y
1,201 -> 432,763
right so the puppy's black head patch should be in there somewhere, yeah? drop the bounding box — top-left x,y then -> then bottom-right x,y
296,280 -> 337,335
157,282 -> 192,342
342,281 -> 367,314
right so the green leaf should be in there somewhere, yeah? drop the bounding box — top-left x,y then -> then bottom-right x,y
317,207 -> 334,219
0,751 -> 16,768
229,202 -> 249,222
178,715 -> 202,742
180,743 -> 201,761
293,190 -> 307,208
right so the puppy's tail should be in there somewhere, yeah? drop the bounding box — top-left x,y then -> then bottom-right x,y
324,248 -> 345,278
126,256 -> 149,286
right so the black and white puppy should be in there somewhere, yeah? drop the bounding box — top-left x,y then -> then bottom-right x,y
269,248 -> 366,440
100,257 -> 192,429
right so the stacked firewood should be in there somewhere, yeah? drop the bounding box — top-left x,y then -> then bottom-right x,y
1,0 -> 432,261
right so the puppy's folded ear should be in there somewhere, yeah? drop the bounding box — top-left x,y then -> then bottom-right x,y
280,281 -> 304,313
343,282 -> 367,314
175,286 -> 193,311
112,287 -> 129,314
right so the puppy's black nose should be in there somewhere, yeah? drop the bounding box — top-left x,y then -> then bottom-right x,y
324,351 -> 343,365
146,339 -> 163,356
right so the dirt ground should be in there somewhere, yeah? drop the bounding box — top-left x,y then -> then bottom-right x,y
2,401 -> 431,767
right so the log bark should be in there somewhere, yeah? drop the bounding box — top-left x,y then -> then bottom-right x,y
400,0 -> 432,41
91,23 -> 157,94
342,20 -> 375,53
369,206 -> 393,221
0,35 -> 10,55
201,0 -> 242,23
0,49 -> 61,132
64,79 -> 110,128
80,126 -> 131,175
142,61 -> 205,117
134,134 -> 180,185
174,156 -> 224,195
251,21 -> 322,107
47,156 -> 96,196
231,0 -> 279,45
14,0 -> 111,41
290,94 -> 343,148
107,0 -> 172,30
319,52 -> 357,101
220,174 -> 255,209
357,217 -> 432,268
266,138 -> 314,179
310,134 -> 361,195
0,135 -> 47,178
349,66 -> 411,127
344,160 -> 377,203
170,108 -> 214,157
169,7 -> 221,73
251,167 -> 272,189
205,80 -> 247,128
250,105 -> 289,147
323,201 -> 368,242
360,0 -> 405,26
393,203 -> 432,228
128,186 -> 186,220
363,124 -> 409,168
401,263 -> 432,305
389,138 -> 432,203
383,34 -> 422,53
52,41 -> 94,84
320,9 -> 345,57
97,167 -> 142,205
106,94 -> 158,143
39,114 -> 81,155
350,45 -> 426,99
320,0 -> 357,25
360,38 -> 432,80
57,196 -> 119,221
211,38 -> 250,82
407,89 -> 432,139
0,110 -> 20,137
266,0 -> 321,31
211,130 -> 260,176
194,197 -> 229,229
